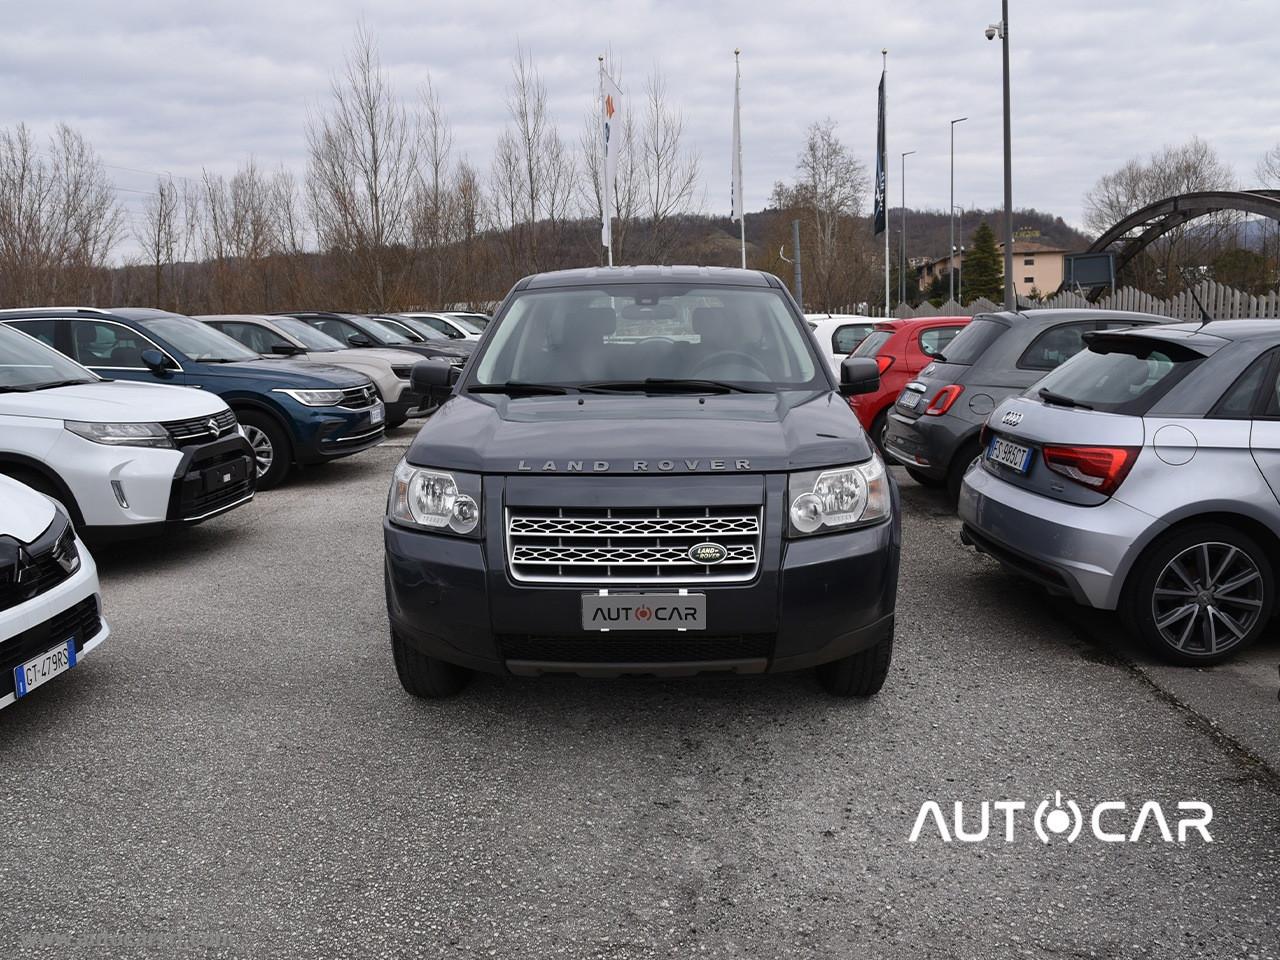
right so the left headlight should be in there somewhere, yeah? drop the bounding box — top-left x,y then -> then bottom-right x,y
787,455 -> 890,537
388,461 -> 481,536
272,388 -> 346,406
64,420 -> 174,449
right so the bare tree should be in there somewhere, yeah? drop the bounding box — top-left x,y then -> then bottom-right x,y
1258,144 -> 1280,188
135,176 -> 180,308
0,123 -> 122,305
1083,137 -> 1236,295
415,76 -> 455,306
306,24 -> 419,309
637,70 -> 700,262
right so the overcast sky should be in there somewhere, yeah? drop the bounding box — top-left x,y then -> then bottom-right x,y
3,0 -> 1277,259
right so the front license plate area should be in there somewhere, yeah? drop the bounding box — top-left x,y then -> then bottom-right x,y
987,436 -> 1033,474
14,639 -> 76,698
202,457 -> 249,493
370,402 -> 385,426
582,593 -> 707,632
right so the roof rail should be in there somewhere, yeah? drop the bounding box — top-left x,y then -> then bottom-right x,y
0,306 -> 113,315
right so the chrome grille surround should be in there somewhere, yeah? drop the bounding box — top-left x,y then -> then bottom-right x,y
505,506 -> 762,584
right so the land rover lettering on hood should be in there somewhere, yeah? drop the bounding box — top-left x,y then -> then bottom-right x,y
383,266 -> 901,699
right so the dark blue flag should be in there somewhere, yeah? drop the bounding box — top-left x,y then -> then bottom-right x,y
873,70 -> 886,236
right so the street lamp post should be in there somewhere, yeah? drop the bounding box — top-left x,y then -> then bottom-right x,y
953,204 -> 965,305
987,2 -> 1014,310
900,150 -> 915,309
949,117 -> 967,306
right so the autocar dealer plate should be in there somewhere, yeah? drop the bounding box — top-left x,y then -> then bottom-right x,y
582,593 -> 706,631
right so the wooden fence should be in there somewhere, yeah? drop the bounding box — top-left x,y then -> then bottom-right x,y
892,280 -> 1280,321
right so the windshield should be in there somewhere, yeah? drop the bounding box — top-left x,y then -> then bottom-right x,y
852,330 -> 894,358
137,315 -> 260,362
0,324 -> 98,390
1030,338 -> 1204,414
362,317 -> 420,344
936,316 -> 1007,365
451,313 -> 489,330
471,284 -> 823,391
274,317 -> 346,352
388,316 -> 448,340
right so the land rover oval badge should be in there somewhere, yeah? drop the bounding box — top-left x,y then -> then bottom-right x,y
688,542 -> 728,565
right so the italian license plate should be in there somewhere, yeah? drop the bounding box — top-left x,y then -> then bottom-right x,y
582,593 -> 706,631
987,436 -> 1033,473
899,392 -> 921,409
14,639 -> 76,699
370,402 -> 385,426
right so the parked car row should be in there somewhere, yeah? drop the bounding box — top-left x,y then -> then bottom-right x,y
0,303 -> 489,709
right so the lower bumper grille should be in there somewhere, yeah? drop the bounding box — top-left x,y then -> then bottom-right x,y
0,595 -> 100,698
499,634 -> 774,664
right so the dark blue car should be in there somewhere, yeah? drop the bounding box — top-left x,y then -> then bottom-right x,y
1,308 -> 385,489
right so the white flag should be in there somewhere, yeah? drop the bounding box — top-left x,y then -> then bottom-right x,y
731,56 -> 743,222
601,71 -> 623,248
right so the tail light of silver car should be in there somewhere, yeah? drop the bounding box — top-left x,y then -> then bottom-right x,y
923,384 -> 963,416
1041,445 -> 1140,497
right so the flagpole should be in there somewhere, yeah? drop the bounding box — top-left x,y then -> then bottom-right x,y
735,49 -> 745,269
882,48 -> 890,318
599,55 -> 612,267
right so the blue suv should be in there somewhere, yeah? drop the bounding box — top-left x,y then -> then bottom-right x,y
1,308 -> 385,489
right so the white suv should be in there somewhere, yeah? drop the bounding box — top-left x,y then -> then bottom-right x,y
0,323 -> 255,539
1,474 -> 109,709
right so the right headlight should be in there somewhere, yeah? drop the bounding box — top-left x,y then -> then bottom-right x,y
272,388 -> 346,406
787,455 -> 890,537
64,420 -> 174,449
387,461 -> 481,536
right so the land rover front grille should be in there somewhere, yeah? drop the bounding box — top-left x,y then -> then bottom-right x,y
505,506 -> 762,584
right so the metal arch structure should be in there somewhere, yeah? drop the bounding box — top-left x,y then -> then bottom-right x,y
1085,190 -> 1280,291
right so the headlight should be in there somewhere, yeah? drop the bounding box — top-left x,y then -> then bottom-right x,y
272,388 -> 346,406
64,420 -> 174,449
787,456 -> 890,536
388,461 -> 481,536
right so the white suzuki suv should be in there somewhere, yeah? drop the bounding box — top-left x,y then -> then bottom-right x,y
1,474 -> 109,709
0,323 -> 256,540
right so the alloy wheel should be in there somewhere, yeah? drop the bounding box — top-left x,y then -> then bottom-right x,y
243,424 -> 275,478
1150,541 -> 1264,657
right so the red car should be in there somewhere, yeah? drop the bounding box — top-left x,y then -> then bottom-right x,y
848,317 -> 970,450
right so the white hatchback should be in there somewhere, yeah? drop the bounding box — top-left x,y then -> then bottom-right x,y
1,475 -> 109,709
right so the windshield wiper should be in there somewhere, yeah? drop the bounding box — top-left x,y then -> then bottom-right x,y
26,379 -> 95,391
580,378 -> 766,395
468,381 -> 569,397
0,384 -> 37,393
1038,387 -> 1093,410
196,356 -> 244,363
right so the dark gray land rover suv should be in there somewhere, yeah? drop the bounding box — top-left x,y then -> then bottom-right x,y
383,266 -> 900,698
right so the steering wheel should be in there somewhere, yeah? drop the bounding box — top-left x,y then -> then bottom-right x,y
693,350 -> 769,377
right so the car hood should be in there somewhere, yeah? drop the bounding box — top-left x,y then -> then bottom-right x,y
195,359 -> 370,389
405,391 -> 873,474
0,380 -> 227,423
0,474 -> 57,542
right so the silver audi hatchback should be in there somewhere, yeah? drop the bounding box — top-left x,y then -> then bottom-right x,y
959,319 -> 1280,665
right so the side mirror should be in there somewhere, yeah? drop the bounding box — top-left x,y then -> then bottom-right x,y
270,343 -> 306,357
410,359 -> 458,400
140,349 -> 171,373
347,334 -> 374,348
839,357 -> 880,397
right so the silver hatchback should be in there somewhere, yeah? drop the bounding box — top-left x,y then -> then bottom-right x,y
959,320 -> 1280,665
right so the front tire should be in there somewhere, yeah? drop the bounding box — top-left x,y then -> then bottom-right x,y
1125,523 -> 1274,666
815,633 -> 893,697
391,628 -> 472,698
238,411 -> 291,491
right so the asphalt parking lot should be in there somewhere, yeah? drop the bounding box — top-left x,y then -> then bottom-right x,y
4,434 -> 1279,960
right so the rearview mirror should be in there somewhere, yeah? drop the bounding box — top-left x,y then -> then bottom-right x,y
347,334 -> 374,348
140,349 -> 172,373
410,360 -> 458,400
839,357 -> 880,397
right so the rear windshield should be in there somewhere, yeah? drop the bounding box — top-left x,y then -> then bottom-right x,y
937,317 -> 1007,364
1030,337 -> 1204,414
852,330 -> 894,358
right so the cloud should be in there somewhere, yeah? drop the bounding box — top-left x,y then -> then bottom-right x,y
2,0 -> 1277,260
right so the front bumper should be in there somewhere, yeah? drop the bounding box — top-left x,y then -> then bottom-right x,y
383,475 -> 900,677
0,534 -> 109,709
292,402 -> 386,465
958,463 -> 1162,609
